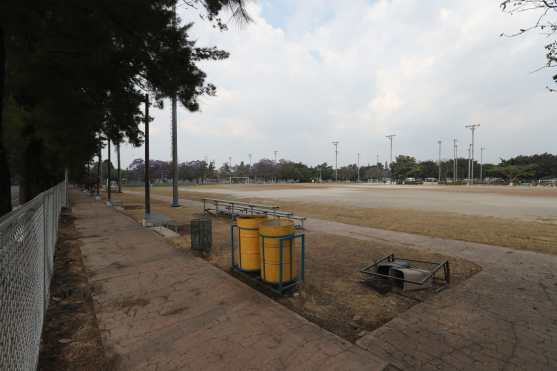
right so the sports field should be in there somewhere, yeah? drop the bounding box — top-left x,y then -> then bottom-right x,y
144,183 -> 557,254
116,183 -> 557,354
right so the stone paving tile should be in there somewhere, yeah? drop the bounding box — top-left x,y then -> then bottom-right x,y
304,219 -> 557,371
72,193 -> 388,371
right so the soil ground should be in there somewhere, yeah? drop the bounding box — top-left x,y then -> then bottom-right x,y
113,191 -> 480,342
38,210 -> 109,371
135,184 -> 557,255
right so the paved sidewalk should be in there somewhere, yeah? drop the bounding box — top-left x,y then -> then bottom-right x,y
305,219 -> 557,371
71,192 -> 388,371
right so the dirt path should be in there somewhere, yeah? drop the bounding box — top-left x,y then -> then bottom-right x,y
38,211 -> 108,371
303,219 -> 557,371
72,192 -> 389,370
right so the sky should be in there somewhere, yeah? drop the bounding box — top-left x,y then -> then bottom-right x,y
115,0 -> 556,168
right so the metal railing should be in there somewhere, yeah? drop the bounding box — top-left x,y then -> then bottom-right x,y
0,180 -> 68,371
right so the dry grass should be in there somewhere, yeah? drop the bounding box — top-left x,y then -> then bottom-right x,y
113,191 -> 480,341
133,186 -> 557,255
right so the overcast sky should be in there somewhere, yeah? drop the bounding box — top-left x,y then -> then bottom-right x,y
114,0 -> 556,168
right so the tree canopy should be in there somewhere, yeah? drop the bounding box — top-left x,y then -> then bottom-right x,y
501,0 -> 557,90
0,0 -> 249,214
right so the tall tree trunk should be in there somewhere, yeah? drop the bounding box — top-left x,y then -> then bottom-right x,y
0,26 -> 12,215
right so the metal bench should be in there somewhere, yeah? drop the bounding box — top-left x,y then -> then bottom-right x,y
201,198 -> 306,228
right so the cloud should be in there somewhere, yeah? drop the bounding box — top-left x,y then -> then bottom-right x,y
117,0 -> 557,168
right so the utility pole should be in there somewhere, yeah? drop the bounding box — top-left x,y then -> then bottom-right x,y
107,138 -> 112,206
453,139 -> 458,182
376,154 -> 380,166
437,140 -> 442,183
465,124 -> 480,185
144,93 -> 151,220
170,3 -> 179,207
229,156 -> 232,168
274,150 -> 278,164
96,136 -> 101,200
332,141 -> 339,181
467,144 -> 472,183
357,152 -> 360,183
386,134 -> 396,170
248,153 -> 252,182
117,142 -> 122,193
480,147 -> 486,183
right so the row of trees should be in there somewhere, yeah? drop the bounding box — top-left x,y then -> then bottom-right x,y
389,153 -> 557,183
114,153 -> 557,184
112,158 -> 385,183
0,0 -> 249,215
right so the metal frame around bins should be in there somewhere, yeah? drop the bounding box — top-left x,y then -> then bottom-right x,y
230,223 -> 305,295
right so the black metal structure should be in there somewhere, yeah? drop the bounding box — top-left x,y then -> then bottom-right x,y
360,254 -> 450,289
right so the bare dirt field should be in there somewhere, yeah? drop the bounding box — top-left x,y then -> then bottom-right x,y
138,184 -> 557,254
113,191 -> 480,342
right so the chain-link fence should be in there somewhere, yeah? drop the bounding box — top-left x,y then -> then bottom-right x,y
0,181 -> 68,371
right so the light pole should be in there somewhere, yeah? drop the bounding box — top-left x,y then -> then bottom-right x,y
144,94 -> 151,220
386,134 -> 396,170
480,147 -> 486,183
357,152 -> 360,183
273,150 -> 278,164
467,144 -> 472,183
332,141 -> 339,181
170,3 -> 179,207
107,138 -> 112,206
453,139 -> 458,182
437,140 -> 442,183
465,124 -> 480,185
96,136 -> 102,200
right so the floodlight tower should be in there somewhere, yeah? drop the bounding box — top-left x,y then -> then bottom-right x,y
332,141 -> 339,181
480,147 -> 486,183
170,3 -> 179,207
453,139 -> 458,182
357,152 -> 361,183
465,124 -> 480,185
438,140 -> 442,183
386,134 -> 396,169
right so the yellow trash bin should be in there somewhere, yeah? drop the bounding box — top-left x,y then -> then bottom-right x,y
236,215 -> 267,272
259,220 -> 296,284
